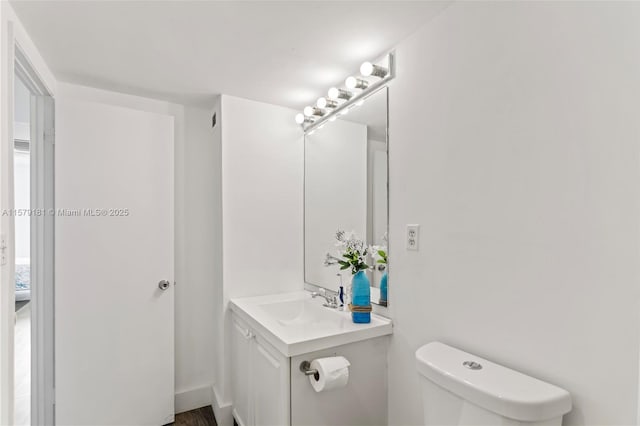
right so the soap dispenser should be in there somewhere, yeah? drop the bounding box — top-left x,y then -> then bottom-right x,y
337,273 -> 345,310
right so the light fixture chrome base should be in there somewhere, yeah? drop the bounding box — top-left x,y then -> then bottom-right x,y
302,51 -> 395,133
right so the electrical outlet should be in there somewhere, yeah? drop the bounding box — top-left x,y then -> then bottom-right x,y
406,224 -> 419,251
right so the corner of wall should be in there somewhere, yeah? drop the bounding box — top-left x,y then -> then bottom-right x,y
216,94 -> 304,414
212,384 -> 233,426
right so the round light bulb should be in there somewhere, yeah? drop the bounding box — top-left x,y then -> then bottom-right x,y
345,76 -> 357,90
360,62 -> 374,77
303,106 -> 314,116
317,97 -> 327,108
328,87 -> 340,100
295,113 -> 305,124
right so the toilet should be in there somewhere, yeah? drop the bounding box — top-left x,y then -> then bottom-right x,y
416,342 -> 572,425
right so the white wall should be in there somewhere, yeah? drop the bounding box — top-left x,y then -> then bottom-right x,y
220,94 -> 303,300
208,96 -> 227,418
216,95 -> 303,416
14,77 -> 30,132
174,102 -> 221,411
305,119 -> 367,290
13,77 -> 30,262
13,151 -> 29,261
387,2 -> 640,425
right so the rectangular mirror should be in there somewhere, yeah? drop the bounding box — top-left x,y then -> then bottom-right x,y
304,87 -> 388,306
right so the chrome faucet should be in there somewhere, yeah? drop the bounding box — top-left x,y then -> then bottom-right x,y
311,288 -> 339,309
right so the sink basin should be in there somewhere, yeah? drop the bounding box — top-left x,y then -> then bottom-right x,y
230,291 -> 393,356
260,299 -> 345,328
259,299 -> 336,328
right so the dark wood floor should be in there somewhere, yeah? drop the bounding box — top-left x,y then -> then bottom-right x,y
170,406 -> 217,426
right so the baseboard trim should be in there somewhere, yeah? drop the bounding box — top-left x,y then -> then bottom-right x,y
212,384 -> 233,426
175,385 -> 213,414
231,409 -> 245,426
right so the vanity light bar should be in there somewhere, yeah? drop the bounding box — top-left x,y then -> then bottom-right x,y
296,52 -> 395,133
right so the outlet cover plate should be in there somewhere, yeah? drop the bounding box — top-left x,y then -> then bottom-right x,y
406,224 -> 419,251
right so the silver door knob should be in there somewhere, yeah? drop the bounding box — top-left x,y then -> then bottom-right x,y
158,280 -> 171,291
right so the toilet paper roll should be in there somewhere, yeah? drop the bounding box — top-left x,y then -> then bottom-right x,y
309,356 -> 351,392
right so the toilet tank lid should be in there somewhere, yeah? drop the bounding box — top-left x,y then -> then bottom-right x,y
415,342 -> 571,422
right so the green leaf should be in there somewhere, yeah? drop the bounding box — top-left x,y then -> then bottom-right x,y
340,264 -> 350,270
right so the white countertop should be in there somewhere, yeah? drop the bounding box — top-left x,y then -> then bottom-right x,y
229,291 -> 393,357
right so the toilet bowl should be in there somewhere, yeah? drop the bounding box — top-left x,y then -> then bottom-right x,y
416,342 -> 571,425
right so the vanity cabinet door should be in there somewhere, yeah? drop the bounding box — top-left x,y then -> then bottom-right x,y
251,335 -> 290,426
231,315 -> 252,426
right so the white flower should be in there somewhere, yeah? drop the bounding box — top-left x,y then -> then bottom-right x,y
333,229 -> 370,273
369,243 -> 388,264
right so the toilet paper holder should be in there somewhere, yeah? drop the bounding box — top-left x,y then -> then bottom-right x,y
299,360 -> 320,380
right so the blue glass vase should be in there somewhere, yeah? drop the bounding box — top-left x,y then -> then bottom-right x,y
351,270 -> 371,323
379,271 -> 388,306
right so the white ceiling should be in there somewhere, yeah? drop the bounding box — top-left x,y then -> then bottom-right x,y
10,0 -> 449,109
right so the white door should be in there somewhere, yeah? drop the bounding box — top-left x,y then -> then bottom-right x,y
55,98 -> 174,425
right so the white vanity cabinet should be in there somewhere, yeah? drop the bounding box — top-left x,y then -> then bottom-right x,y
229,292 -> 393,426
231,314 -> 290,426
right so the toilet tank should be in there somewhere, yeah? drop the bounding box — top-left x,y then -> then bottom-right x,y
415,342 -> 571,426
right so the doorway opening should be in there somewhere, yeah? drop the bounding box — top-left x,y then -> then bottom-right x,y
13,46 -> 55,426
13,74 -> 31,426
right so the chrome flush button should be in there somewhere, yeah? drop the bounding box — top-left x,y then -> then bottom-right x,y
463,361 -> 482,370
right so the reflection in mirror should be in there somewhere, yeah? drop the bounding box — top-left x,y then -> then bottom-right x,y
304,87 -> 388,306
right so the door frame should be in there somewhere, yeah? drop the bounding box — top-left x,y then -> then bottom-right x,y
1,7 -> 57,424
0,37 -> 55,425
0,20 -> 17,426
